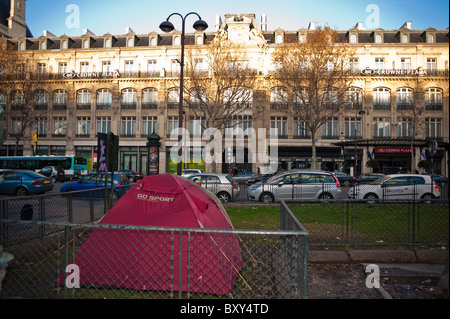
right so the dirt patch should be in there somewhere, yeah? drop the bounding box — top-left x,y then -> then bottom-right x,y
307,263 -> 380,299
307,263 -> 442,299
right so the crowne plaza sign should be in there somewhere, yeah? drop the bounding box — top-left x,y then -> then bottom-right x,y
63,70 -> 121,79
360,68 -> 428,76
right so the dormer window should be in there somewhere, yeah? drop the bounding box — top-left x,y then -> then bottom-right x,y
400,33 -> 408,43
276,34 -> 283,44
299,34 -> 306,43
105,38 -> 111,48
174,36 -> 180,46
349,34 -> 357,44
196,35 -> 203,45
61,40 -> 68,49
375,34 -> 382,43
83,39 -> 90,48
19,41 -> 25,51
127,38 -> 134,47
40,41 -> 47,50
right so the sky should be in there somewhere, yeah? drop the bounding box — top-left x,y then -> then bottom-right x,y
25,0 -> 449,38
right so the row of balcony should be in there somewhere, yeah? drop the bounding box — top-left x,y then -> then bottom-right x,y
2,69 -> 449,81
9,101 -> 444,112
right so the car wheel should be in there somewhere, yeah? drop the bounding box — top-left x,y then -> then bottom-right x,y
217,192 -> 231,203
344,180 -> 350,187
259,192 -> 274,204
318,193 -> 334,200
364,193 -> 378,205
129,176 -> 135,183
16,187 -> 28,196
420,193 -> 434,204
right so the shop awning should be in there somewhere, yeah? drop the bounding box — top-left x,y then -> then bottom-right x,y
333,138 -> 449,149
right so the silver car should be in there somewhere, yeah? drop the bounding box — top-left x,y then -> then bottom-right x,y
247,170 -> 342,203
348,174 -> 440,201
188,173 -> 240,203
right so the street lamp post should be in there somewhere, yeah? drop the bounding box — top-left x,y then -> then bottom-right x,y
354,109 -> 365,176
160,13 -> 208,175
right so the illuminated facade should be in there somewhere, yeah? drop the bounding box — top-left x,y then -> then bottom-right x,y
1,9 -> 449,176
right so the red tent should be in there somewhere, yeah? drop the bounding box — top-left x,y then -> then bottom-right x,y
68,174 -> 243,296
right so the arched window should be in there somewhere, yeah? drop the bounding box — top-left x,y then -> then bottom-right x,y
425,88 -> 443,110
34,90 -> 48,109
76,89 -> 92,109
373,87 -> 390,110
121,88 -> 137,109
53,90 -> 67,109
396,87 -> 414,110
97,89 -> 112,109
142,88 -> 158,109
270,87 -> 288,109
167,88 -> 180,109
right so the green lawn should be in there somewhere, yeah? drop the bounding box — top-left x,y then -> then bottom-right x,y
226,203 -> 449,246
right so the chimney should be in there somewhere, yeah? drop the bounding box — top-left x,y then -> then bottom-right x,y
261,14 -> 267,31
42,30 -> 57,37
355,22 -> 365,30
83,29 -> 95,36
215,15 -> 222,31
401,21 -> 412,30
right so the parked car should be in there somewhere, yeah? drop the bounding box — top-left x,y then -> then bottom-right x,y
348,174 -> 440,201
181,169 -> 203,177
119,169 -> 144,182
247,170 -> 342,203
430,174 -> 448,188
356,173 -> 385,184
188,173 -> 239,203
335,173 -> 356,187
232,171 -> 261,184
60,172 -> 130,199
0,170 -> 54,196
37,166 -> 66,183
246,171 -> 281,185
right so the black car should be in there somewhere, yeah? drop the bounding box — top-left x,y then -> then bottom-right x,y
356,173 -> 385,184
246,172 -> 280,185
334,173 -> 356,186
118,169 -> 144,182
430,174 -> 448,187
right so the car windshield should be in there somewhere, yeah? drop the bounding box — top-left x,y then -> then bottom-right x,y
370,176 -> 389,185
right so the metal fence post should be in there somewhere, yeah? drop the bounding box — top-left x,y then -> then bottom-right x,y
63,225 -> 69,299
178,230 -> 183,299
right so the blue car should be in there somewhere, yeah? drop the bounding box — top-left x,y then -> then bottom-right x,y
60,172 -> 130,199
0,170 -> 54,196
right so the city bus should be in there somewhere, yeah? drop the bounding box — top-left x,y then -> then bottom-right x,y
0,155 -> 88,178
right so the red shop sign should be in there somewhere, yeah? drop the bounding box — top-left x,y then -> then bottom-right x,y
374,147 -> 414,154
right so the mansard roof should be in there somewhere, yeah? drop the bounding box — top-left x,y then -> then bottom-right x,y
9,20 -> 449,51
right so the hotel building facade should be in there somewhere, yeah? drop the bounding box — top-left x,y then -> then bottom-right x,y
1,6 -> 449,176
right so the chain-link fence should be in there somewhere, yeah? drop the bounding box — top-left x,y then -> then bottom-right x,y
286,199 -> 449,249
0,220 -> 308,299
0,191 -> 308,299
0,187 -> 131,246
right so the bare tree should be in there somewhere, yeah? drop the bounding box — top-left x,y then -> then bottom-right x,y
177,31 -> 257,172
0,41 -> 48,154
271,26 -> 355,169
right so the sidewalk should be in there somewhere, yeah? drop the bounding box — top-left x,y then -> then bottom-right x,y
308,249 -> 449,264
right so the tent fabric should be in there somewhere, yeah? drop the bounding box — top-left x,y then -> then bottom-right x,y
66,174 -> 243,295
